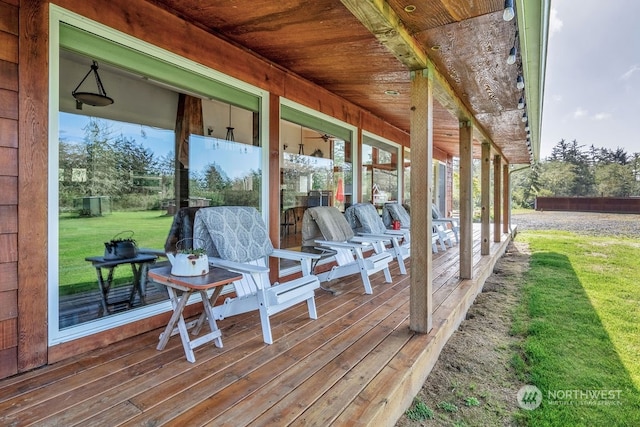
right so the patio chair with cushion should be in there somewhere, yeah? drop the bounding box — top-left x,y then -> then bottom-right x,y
382,202 -> 445,253
432,203 -> 460,244
193,206 -> 321,344
301,206 -> 393,295
345,202 -> 410,275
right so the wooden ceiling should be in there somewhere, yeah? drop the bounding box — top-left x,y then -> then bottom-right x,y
147,0 -> 537,164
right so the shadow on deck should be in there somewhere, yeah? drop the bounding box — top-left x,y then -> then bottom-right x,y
0,225 -> 512,426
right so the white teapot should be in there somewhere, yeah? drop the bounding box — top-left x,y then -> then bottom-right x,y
166,239 -> 209,276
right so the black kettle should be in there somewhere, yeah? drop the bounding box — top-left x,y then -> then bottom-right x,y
104,231 -> 138,260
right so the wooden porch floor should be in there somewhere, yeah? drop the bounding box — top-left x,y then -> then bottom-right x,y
0,226 -> 512,426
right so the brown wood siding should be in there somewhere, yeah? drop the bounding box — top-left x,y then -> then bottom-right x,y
0,0 -> 18,379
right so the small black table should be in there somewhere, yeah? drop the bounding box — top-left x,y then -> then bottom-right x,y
85,253 -> 158,314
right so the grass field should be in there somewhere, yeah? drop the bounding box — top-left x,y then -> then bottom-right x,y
513,231 -> 640,426
58,211 -> 173,294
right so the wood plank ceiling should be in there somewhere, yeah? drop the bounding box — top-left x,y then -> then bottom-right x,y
147,0 -> 531,164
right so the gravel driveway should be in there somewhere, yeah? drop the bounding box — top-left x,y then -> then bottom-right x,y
512,210 -> 640,238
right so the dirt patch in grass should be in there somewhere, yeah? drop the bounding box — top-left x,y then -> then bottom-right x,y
396,240 -> 531,426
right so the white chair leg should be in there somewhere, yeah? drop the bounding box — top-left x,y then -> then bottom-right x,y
259,307 -> 274,345
307,297 -> 318,319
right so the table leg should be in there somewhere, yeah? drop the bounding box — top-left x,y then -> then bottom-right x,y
193,287 -> 224,337
157,287 -> 192,357
95,267 -> 116,314
129,261 -> 150,307
197,290 -> 223,348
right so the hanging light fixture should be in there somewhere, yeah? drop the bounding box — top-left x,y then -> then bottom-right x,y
503,0 -> 515,21
225,105 -> 235,141
72,60 -> 114,107
516,75 -> 525,90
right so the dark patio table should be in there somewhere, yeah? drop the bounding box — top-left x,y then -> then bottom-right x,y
85,253 -> 158,314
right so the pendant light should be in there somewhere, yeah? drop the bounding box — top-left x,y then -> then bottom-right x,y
225,105 -> 235,141
72,61 -> 114,107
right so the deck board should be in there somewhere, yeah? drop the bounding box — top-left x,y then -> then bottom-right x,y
0,226 -> 511,426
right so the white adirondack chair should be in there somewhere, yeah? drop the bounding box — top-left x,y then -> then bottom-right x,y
432,203 -> 460,244
345,202 -> 411,275
301,206 -> 393,295
193,206 -> 320,345
382,202 -> 445,253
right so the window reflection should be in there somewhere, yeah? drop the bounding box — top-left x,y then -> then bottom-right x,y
189,135 -> 262,208
279,122 -> 352,254
58,113 -> 174,328
362,137 -> 399,213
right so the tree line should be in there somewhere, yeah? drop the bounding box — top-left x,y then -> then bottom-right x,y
512,139 -> 640,208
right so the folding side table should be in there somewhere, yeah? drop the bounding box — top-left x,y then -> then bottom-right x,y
148,265 -> 242,363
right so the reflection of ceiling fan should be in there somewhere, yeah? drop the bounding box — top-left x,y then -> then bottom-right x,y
305,133 -> 336,142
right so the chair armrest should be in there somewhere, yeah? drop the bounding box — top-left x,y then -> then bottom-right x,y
208,257 -> 269,274
351,235 -> 391,244
314,239 -> 370,249
137,247 -> 167,257
271,248 -> 321,261
358,232 -> 402,241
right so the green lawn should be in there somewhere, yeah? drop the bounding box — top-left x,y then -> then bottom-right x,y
513,230 -> 640,426
58,211 -> 173,294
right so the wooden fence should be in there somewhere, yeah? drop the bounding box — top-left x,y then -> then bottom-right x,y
535,197 -> 640,213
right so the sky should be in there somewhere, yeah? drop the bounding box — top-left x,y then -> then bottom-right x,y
540,0 -> 640,159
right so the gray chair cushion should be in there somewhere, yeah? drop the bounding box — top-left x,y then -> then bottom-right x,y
345,203 -> 387,234
383,202 -> 411,228
193,206 -> 273,263
301,206 -> 354,246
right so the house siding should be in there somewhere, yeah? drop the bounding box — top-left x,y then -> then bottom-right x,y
0,0 -> 19,379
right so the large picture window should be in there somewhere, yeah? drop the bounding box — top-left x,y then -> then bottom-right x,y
362,134 -> 400,213
278,104 -> 355,267
50,9 -> 266,343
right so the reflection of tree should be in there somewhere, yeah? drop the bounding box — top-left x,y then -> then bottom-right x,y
190,162 -> 261,208
58,118 -> 164,211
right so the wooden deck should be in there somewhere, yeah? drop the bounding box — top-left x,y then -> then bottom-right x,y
0,227 -> 511,426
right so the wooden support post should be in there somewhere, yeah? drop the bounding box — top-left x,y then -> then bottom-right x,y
503,164 -> 510,234
174,94 -> 203,208
269,94 -> 280,282
459,121 -> 473,279
480,142 -> 490,255
409,69 -> 433,333
493,155 -> 502,242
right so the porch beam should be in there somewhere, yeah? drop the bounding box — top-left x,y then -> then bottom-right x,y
458,121 -> 473,279
339,0 -> 494,144
493,155 -> 502,242
481,142 -> 491,255
409,68 -> 433,333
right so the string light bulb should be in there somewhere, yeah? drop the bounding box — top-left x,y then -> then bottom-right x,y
507,46 -> 517,65
516,75 -> 525,90
503,0 -> 515,21
518,97 -> 525,110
